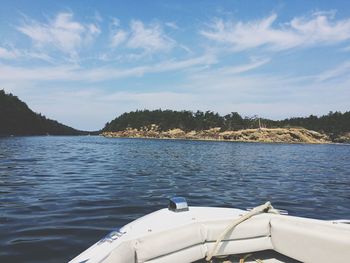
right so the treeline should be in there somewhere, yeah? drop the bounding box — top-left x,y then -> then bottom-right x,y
103,109 -> 350,135
0,90 -> 84,136
276,112 -> 350,136
2,88 -> 348,137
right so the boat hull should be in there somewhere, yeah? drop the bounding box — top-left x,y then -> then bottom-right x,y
69,206 -> 350,263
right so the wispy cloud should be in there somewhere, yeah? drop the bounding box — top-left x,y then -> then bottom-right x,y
0,64 -> 79,81
109,19 -> 177,55
110,30 -> 128,47
17,12 -> 100,59
200,12 -> 350,51
126,20 -> 175,52
316,61 -> 350,82
0,46 -> 54,62
165,22 -> 179,30
215,57 -> 270,75
0,46 -> 19,59
0,54 -> 217,82
109,17 -> 127,48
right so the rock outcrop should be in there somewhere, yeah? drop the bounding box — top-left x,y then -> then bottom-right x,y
102,126 -> 331,144
333,132 -> 350,143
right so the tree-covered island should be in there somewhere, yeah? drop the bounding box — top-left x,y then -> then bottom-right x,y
103,109 -> 350,143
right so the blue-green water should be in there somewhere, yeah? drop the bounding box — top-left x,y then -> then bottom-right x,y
0,136 -> 349,263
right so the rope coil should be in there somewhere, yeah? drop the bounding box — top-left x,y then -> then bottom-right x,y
206,201 -> 279,261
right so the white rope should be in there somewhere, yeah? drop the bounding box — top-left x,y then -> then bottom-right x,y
206,201 -> 279,261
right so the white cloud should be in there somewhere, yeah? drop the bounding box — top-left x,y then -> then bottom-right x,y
215,57 -> 270,75
0,47 -> 19,59
109,17 -> 127,48
111,30 -> 128,47
150,54 -> 217,73
0,46 -> 53,62
316,61 -> 350,82
165,22 -> 179,30
111,17 -> 121,27
88,23 -> 101,35
290,13 -> 350,44
0,54 -> 217,82
89,54 -> 216,80
109,19 -> 176,53
201,12 -> 350,51
126,20 -> 175,52
101,91 -> 195,111
0,64 -> 78,81
17,12 -> 100,58
22,51 -> 54,63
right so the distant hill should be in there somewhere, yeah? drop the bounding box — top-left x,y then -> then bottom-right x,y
0,90 -> 84,136
103,109 -> 350,142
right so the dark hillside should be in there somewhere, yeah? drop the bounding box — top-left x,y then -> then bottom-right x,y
0,90 -> 83,136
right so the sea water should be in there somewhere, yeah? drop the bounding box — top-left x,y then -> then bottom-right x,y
0,136 -> 349,262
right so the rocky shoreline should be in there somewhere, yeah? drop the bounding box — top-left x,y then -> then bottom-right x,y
101,126 -> 332,144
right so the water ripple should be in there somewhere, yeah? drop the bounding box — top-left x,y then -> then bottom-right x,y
0,136 -> 350,262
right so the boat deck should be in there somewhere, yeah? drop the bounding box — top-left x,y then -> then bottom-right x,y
194,250 -> 301,263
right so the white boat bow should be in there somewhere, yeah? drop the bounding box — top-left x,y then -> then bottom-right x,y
69,198 -> 350,263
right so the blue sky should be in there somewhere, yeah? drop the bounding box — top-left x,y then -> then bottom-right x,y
1,0 -> 350,130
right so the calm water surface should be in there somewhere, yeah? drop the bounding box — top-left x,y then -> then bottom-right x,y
0,136 -> 349,263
